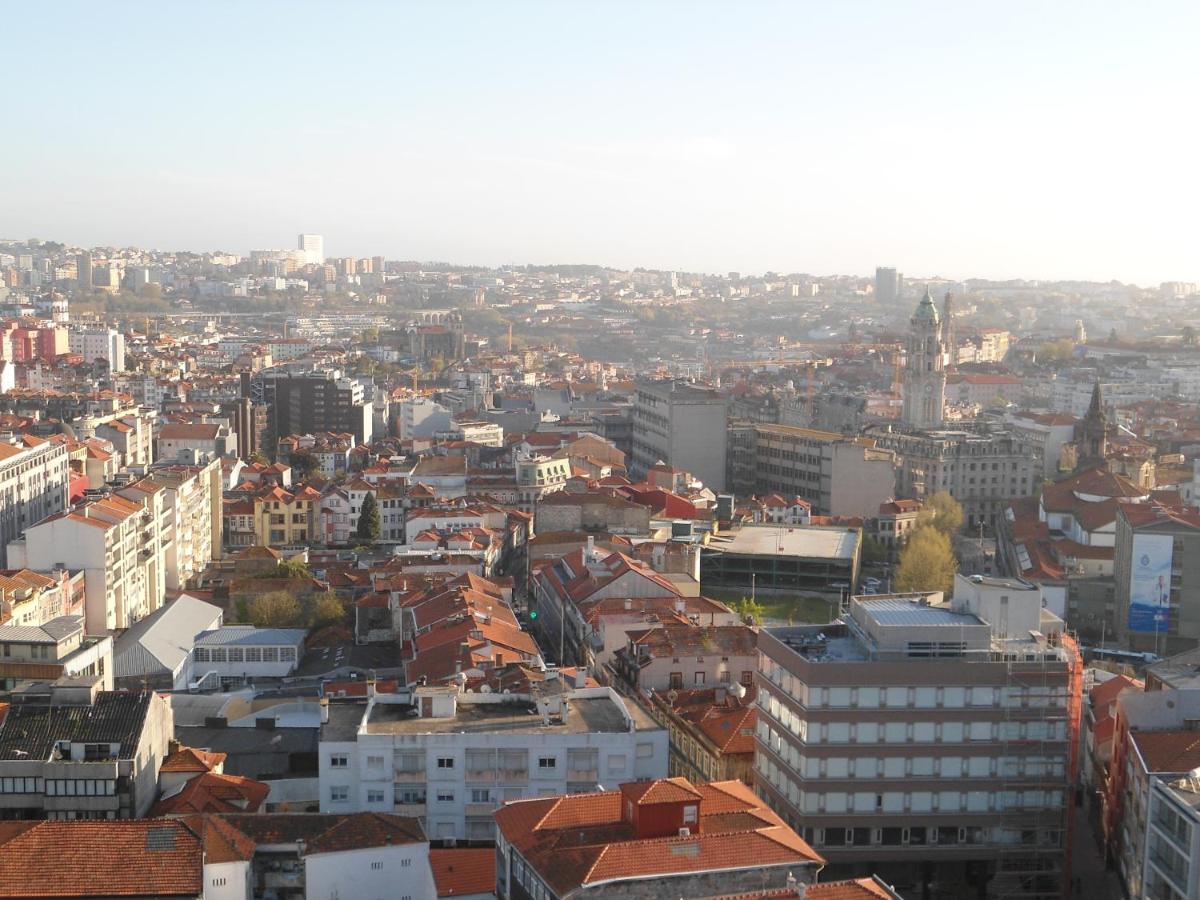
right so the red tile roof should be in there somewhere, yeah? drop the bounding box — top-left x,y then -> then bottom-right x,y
429,847 -> 495,897
1132,730 -> 1200,773
152,771 -> 271,816
0,820 -> 203,897
495,778 -> 821,895
160,745 -> 227,773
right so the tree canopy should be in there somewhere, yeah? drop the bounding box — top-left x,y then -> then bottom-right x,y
355,492 -> 381,541
894,526 -> 958,594
919,491 -> 964,539
248,591 -> 303,627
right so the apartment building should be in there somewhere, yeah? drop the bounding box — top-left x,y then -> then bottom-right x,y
0,433 -> 71,568
9,491 -> 168,633
647,684 -> 757,785
1113,503 -> 1200,657
755,577 -> 1082,898
514,454 -> 570,514
614,622 -> 758,692
727,423 -> 897,517
91,409 -> 156,470
142,456 -> 223,591
258,368 -> 374,446
1144,769 -> 1200,900
318,682 -> 668,841
0,680 -> 172,819
68,326 -> 125,372
873,428 -> 1037,530
631,378 -> 728,491
253,484 -> 320,547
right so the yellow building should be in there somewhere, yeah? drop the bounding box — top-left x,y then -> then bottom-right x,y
253,484 -> 320,547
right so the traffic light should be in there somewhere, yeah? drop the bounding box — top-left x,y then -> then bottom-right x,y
529,609 -> 538,620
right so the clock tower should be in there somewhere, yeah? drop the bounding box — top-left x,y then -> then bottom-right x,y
902,286 -> 947,429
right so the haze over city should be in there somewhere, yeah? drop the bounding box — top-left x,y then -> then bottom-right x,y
4,1 -> 1200,283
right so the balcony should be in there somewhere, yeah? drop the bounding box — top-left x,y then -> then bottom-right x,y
567,769 -> 599,783
465,769 -> 495,782
394,802 -> 426,816
394,770 -> 425,783
464,802 -> 497,816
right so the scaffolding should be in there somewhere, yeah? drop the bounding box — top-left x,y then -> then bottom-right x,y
990,633 -> 1083,900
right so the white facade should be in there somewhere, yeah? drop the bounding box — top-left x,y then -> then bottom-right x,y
190,626 -> 306,688
319,686 -> 669,841
398,398 -> 453,440
69,327 -> 125,372
0,435 -> 71,568
10,493 -> 167,633
305,845 -> 437,900
298,233 -> 325,266
1144,774 -> 1200,900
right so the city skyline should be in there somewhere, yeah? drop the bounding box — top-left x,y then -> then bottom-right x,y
3,1 -> 1199,285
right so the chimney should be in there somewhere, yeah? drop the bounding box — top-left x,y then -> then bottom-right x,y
574,668 -> 586,689
674,598 -> 685,614
624,598 -> 633,611
319,698 -> 329,724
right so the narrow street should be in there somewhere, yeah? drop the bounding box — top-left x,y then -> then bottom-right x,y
1070,803 -> 1122,900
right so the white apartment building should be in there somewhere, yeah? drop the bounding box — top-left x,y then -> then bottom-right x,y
756,581 -> 1081,896
631,378 -> 728,490
89,409 -> 156,470
433,421 -> 504,448
1144,771 -> 1200,900
126,457 -> 222,592
397,398 -> 454,440
69,327 -> 126,372
319,682 -> 669,841
515,454 -> 570,514
298,233 -> 324,266
9,492 -> 168,633
0,435 -> 71,568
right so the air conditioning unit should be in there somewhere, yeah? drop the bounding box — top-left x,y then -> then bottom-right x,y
678,827 -> 690,837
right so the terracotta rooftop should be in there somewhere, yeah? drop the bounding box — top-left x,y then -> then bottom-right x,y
0,820 -> 203,898
494,778 -> 821,895
1132,730 -> 1200,774
429,847 -> 496,897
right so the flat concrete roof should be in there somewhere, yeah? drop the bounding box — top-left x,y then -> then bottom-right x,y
364,696 -> 630,736
861,597 -> 986,628
704,525 -> 858,561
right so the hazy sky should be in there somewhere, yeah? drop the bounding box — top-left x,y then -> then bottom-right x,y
4,1 -> 1198,284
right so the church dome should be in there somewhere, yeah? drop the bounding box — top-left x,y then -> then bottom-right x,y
913,286 -> 939,322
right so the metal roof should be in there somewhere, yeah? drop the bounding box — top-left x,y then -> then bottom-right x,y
194,626 -> 307,648
114,594 -> 223,678
861,597 -> 984,627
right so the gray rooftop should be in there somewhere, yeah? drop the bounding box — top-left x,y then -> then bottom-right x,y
704,524 -> 858,561
195,625 -> 307,647
0,615 -> 83,644
114,594 -> 223,679
860,597 -> 986,628
364,695 -> 630,736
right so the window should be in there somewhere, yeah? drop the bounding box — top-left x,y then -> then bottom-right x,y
471,789 -> 492,803
637,743 -> 654,758
330,786 -> 348,802
367,790 -> 384,803
371,861 -> 383,870
329,754 -> 348,768
694,672 -> 705,685
741,670 -> 754,686
367,755 -> 384,769
538,756 -> 557,769
437,757 -> 455,769
436,790 -> 455,802
683,804 -> 697,823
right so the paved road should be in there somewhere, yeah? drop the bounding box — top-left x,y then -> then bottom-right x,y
1070,803 -> 1123,899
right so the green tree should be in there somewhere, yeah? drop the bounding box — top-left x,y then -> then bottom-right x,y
861,534 -> 888,565
919,491 -> 964,539
1037,338 -> 1075,362
309,592 -> 347,629
248,591 -> 303,627
355,492 -> 381,542
894,527 -> 958,594
253,558 -> 311,580
732,596 -> 765,625
289,453 -> 319,480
